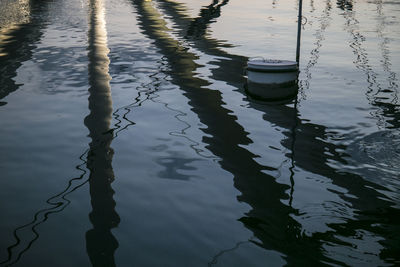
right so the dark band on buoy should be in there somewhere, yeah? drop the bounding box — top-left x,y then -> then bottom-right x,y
247,59 -> 299,73
246,67 -> 298,73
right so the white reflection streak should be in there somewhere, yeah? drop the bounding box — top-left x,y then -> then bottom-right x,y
86,0 -> 112,137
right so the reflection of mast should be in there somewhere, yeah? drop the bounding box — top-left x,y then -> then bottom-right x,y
186,0 -> 229,38
131,0 -> 332,265
85,0 -> 119,266
155,0 -> 246,90
1,0 -> 119,265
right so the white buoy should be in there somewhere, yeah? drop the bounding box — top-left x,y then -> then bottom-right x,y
246,59 -> 299,100
246,0 -> 303,101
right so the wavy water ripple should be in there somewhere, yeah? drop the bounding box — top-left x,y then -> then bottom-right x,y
1,0 -> 400,266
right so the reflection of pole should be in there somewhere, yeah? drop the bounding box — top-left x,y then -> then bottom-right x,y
288,97 -> 298,207
296,0 -> 303,65
85,0 -> 119,266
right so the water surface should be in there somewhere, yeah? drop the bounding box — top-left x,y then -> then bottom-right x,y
0,0 -> 399,266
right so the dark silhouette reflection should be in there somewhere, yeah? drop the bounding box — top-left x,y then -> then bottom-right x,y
131,0 -> 333,265
0,0 -> 49,102
186,0 -> 229,38
153,0 -> 254,89
132,0 -> 400,264
85,0 -> 119,266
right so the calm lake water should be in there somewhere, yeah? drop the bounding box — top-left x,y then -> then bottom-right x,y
1,0 -> 399,266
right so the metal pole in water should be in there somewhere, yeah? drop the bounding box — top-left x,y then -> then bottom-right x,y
296,0 -> 303,65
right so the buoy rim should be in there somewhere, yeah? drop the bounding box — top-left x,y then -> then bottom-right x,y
247,59 -> 298,72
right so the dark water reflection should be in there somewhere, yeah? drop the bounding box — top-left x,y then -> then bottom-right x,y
0,0 -> 399,266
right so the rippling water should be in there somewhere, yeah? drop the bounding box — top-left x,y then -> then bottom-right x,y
0,0 -> 399,266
